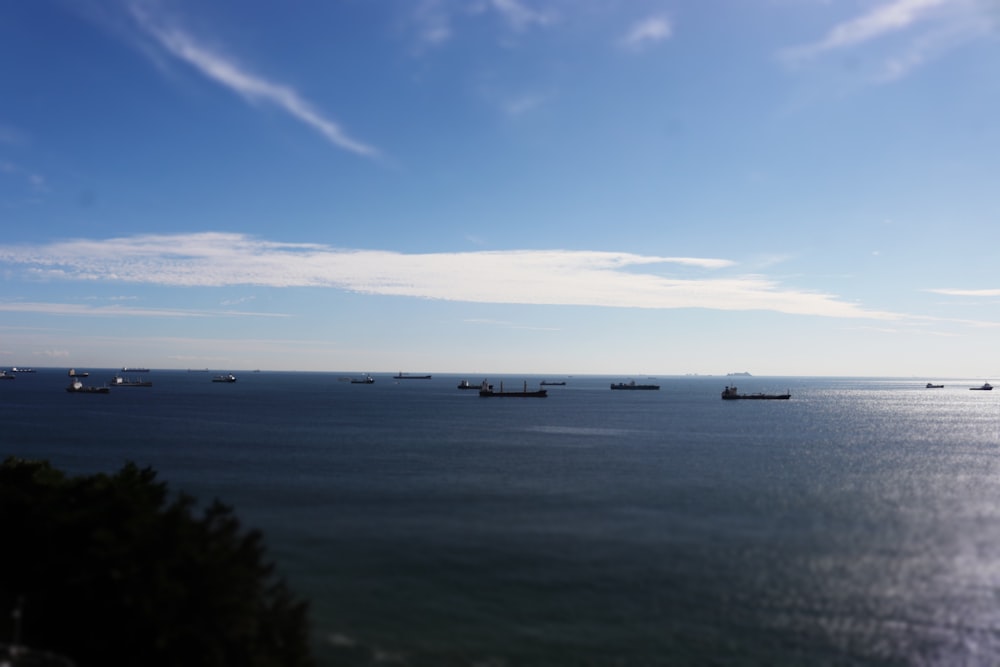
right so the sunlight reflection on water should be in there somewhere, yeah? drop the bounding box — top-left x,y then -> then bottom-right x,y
6,373 -> 1000,664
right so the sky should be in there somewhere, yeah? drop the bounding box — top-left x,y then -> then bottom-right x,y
1,0 -> 998,376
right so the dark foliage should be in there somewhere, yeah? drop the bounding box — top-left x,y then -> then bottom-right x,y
0,458 -> 314,667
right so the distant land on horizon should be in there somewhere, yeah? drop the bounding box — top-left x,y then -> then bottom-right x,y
0,367 -> 982,380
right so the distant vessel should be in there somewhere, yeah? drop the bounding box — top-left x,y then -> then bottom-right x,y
721,385 -> 790,400
540,381 -> 566,386
610,380 -> 659,390
926,383 -> 944,388
66,379 -> 109,394
67,369 -> 90,378
10,367 -> 35,373
0,370 -> 14,380
479,380 -> 547,398
394,372 -> 432,379
351,375 -> 375,384
458,379 -> 490,390
212,374 -> 237,383
122,367 -> 150,373
970,382 -> 993,391
111,375 -> 153,387
727,372 -> 752,377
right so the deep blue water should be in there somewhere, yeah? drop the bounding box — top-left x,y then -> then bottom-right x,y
4,370 -> 1000,665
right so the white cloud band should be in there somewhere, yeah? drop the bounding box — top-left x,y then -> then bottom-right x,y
0,232 -> 897,320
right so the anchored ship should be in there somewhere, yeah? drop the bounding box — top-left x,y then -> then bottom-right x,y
721,385 -> 790,400
479,380 -> 547,398
610,380 -> 659,390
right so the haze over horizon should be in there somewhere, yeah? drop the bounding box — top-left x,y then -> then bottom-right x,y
2,1 -> 998,377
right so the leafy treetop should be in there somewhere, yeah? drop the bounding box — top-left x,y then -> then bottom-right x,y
0,458 -> 314,667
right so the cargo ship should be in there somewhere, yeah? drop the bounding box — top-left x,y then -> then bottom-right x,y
610,380 -> 659,390
66,380 -> 110,394
111,375 -> 153,387
479,380 -> 547,398
721,385 -> 790,400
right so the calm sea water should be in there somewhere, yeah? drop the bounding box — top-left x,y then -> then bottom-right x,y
4,370 -> 1000,666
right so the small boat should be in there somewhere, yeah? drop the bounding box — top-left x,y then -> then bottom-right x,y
970,382 -> 993,391
351,375 -> 375,384
66,379 -> 110,394
540,380 -> 566,386
610,380 -> 659,390
111,375 -> 153,387
926,383 -> 944,388
394,372 -> 432,379
212,374 -> 237,383
721,385 -> 790,400
479,380 -> 547,398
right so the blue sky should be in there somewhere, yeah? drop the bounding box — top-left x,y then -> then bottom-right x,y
1,0 -> 998,376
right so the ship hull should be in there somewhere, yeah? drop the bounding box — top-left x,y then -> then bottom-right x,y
722,385 -> 790,400
722,394 -> 790,400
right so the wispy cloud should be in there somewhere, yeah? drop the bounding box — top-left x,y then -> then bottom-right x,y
503,92 -> 550,116
127,2 -> 378,157
412,0 -> 453,46
927,287 -> 1000,297
0,160 -> 45,190
220,295 -> 257,307
489,0 -> 555,31
0,300 -> 287,319
799,0 -> 950,54
410,0 -> 554,48
621,16 -> 673,51
464,317 -> 559,331
0,232 -> 900,320
781,0 -> 991,81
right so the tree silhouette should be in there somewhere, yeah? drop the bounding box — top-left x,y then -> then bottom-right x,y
0,458 -> 314,667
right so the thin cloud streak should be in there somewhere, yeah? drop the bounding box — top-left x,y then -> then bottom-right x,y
127,3 -> 378,157
621,16 -> 673,50
504,93 -> 549,116
803,0 -> 949,54
410,0 -> 553,47
0,301 -> 288,318
0,232 -> 900,320
489,0 -> 555,31
780,0 -> 989,80
927,287 -> 1000,297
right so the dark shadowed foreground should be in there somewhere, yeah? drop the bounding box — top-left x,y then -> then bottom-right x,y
0,458 -> 314,667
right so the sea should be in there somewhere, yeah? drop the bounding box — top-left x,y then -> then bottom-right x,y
4,370 -> 1000,666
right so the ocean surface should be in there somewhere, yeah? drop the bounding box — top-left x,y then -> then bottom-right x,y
4,370 -> 1000,666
